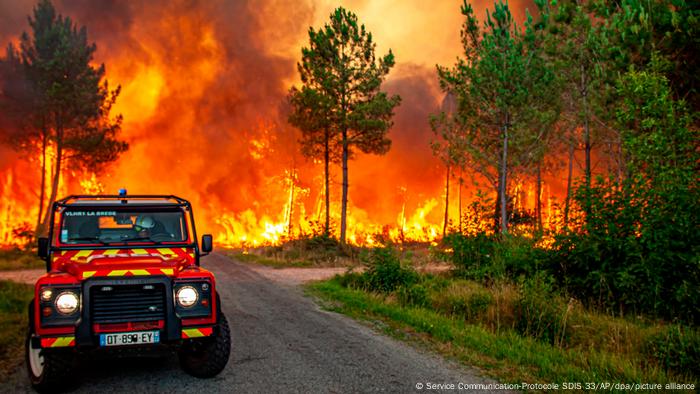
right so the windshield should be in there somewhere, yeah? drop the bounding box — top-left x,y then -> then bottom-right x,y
59,208 -> 188,245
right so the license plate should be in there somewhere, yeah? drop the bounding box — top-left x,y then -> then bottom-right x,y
99,331 -> 160,347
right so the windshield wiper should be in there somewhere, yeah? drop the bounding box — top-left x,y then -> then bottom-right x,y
68,237 -> 108,245
116,236 -> 164,245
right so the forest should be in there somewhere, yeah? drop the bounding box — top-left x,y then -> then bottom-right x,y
287,0 -> 700,385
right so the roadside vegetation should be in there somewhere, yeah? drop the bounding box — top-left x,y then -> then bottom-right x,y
0,249 -> 44,271
0,280 -> 33,379
225,234 -> 363,268
308,245 -> 699,390
300,0 -> 698,388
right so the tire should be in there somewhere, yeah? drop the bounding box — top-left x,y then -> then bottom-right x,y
25,301 -> 78,393
178,312 -> 231,378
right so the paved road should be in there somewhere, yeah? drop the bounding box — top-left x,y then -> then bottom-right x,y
5,253 -> 503,393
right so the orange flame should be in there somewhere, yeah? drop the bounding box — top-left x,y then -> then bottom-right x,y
0,0 -> 571,249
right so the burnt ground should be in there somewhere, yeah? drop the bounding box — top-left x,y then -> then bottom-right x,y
3,253 -> 505,393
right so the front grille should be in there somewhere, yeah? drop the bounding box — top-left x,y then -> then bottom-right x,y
91,284 -> 166,324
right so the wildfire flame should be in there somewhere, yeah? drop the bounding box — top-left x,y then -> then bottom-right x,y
0,0 -> 572,249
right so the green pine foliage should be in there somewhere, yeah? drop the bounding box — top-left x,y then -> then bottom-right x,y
436,1 -> 558,234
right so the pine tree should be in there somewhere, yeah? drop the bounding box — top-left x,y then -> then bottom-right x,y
13,0 -> 127,234
438,1 -> 555,234
430,92 -> 463,236
289,68 -> 338,236
289,7 -> 400,243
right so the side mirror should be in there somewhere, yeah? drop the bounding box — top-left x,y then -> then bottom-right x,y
38,237 -> 49,259
201,234 -> 213,255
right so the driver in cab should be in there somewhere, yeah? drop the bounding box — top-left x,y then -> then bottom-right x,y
134,215 -> 170,241
134,215 -> 157,239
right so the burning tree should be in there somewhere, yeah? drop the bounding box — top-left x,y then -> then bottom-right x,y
0,0 -> 127,236
430,92 -> 463,236
288,72 -> 338,236
436,1 -> 555,234
289,7 -> 401,244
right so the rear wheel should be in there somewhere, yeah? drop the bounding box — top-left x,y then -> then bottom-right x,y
178,312 -> 231,378
25,301 -> 77,392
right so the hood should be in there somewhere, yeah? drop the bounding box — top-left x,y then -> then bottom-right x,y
51,247 -> 196,280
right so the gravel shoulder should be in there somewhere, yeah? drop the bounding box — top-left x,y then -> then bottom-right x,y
0,269 -> 44,285
3,253 -> 505,393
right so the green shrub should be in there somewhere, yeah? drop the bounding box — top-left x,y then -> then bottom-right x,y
544,71 -> 700,324
335,271 -> 367,289
304,233 -> 341,250
442,233 -> 544,282
492,236 -> 544,279
644,325 -> 700,378
0,281 -> 33,378
514,273 -> 569,346
397,284 -> 430,308
422,274 -> 450,292
431,280 -> 494,322
363,247 -> 418,293
467,291 -> 493,319
442,233 -> 497,280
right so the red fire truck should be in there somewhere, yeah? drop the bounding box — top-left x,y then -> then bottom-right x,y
26,192 -> 230,391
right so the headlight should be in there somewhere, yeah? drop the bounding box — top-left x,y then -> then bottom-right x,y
176,286 -> 198,308
55,291 -> 79,315
40,288 -> 53,301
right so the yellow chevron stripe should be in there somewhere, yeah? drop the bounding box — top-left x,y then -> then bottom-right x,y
182,328 -> 205,338
52,336 -> 74,347
82,271 -> 96,279
160,268 -> 174,275
130,269 -> 149,276
74,250 -> 93,259
132,248 -> 149,255
107,270 -> 128,276
159,248 -> 176,256
102,249 -> 120,256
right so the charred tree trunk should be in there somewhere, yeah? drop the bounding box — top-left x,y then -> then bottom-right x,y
42,123 -> 63,232
499,120 -> 509,234
36,126 -> 48,237
581,65 -> 591,190
443,164 -> 450,237
324,128 -> 330,236
580,64 -> 593,219
493,189 -> 501,233
564,139 -> 574,227
458,175 -> 463,234
287,170 -> 295,239
340,128 -> 349,244
536,162 -> 542,233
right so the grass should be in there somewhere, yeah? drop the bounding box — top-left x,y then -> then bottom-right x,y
0,280 -> 33,379
225,251 -> 314,268
307,278 -> 697,393
0,249 -> 44,271
224,235 -> 364,268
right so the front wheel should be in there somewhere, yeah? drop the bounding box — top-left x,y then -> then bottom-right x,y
26,302 -> 77,392
178,312 -> 231,378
